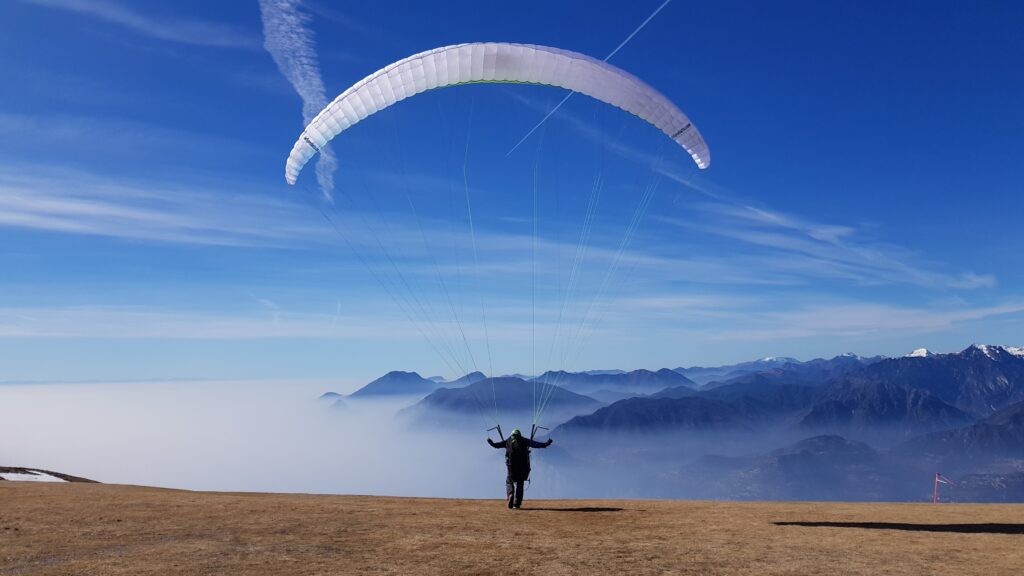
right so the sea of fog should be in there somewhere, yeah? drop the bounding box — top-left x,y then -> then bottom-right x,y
0,380 -> 532,499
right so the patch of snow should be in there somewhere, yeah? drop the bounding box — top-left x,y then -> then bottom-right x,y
0,470 -> 66,482
976,344 -> 999,360
1006,346 -> 1024,358
906,348 -> 934,358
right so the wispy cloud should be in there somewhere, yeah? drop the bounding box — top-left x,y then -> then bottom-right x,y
700,301 -> 1024,341
0,165 -> 327,248
258,0 -> 337,199
0,305 -> 408,340
4,290 -> 1022,359
251,296 -> 282,325
22,0 -> 259,50
1,147 -> 993,310
0,161 -> 677,312
0,159 -> 647,285
0,112 -> 270,171
658,203 -> 997,290
0,298 -> 615,344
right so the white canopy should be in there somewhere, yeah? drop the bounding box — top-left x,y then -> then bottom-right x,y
285,42 -> 710,185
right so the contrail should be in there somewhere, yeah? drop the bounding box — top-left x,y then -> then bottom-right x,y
505,0 -> 673,157
258,0 -> 337,201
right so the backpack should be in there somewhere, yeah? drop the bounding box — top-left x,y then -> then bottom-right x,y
507,435 -> 531,470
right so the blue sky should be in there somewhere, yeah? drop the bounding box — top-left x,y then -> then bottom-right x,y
1,0 -> 1023,383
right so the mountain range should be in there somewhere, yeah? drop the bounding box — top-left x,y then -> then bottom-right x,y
347,371 -> 441,398
894,399 -> 1024,471
674,357 -> 800,385
399,376 -> 601,430
799,380 -> 974,440
557,396 -> 751,436
840,345 -> 1024,416
322,344 -> 1024,501
557,346 -> 1024,437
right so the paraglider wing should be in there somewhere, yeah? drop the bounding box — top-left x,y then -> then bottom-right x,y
284,42 -> 710,185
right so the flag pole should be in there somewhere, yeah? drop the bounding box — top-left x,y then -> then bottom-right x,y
933,472 -> 939,504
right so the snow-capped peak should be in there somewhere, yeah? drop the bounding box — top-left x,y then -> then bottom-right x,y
1006,346 -> 1024,358
966,344 -> 1009,360
906,348 -> 934,358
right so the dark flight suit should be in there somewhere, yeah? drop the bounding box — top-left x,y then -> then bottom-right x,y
487,435 -> 553,508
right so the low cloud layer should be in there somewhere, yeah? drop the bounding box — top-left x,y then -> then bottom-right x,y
0,381 -> 508,497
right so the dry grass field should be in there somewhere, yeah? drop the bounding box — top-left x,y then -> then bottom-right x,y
2,482 -> 1023,575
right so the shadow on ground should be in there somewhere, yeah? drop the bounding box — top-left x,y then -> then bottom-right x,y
522,507 -> 624,513
774,522 -> 1024,535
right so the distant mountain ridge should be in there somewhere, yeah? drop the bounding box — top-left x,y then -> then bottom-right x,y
800,380 -> 974,438
675,357 -> 801,385
348,371 -> 439,398
675,354 -> 885,386
401,376 -> 600,429
555,396 -> 751,435
839,344 -> 1024,417
532,368 -> 695,395
321,344 -> 1024,501
894,399 -> 1024,467
446,371 -> 487,387
334,344 -> 1024,436
551,345 -> 1024,443
328,343 -> 1023,401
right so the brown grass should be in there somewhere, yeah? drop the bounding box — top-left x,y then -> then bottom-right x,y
2,482 -> 1022,575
